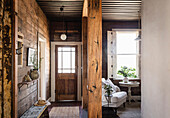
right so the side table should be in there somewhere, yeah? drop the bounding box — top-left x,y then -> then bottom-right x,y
119,81 -> 140,104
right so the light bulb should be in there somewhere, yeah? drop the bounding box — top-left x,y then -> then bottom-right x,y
60,34 -> 67,40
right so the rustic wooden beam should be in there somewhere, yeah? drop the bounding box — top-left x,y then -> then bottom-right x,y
87,0 -> 102,117
82,0 -> 88,17
1,0 -> 13,117
82,17 -> 88,109
82,0 -> 88,110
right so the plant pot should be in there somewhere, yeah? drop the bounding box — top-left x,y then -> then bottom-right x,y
123,77 -> 129,83
30,69 -> 39,80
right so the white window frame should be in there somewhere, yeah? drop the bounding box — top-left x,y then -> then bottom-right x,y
107,29 -> 141,80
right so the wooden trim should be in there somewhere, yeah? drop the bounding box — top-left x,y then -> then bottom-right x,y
55,46 -> 58,101
82,17 -> 88,109
83,0 -> 88,17
12,0 -> 18,117
75,45 -> 78,100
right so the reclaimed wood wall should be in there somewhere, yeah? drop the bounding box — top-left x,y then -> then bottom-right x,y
0,0 -> 13,117
17,0 -> 50,117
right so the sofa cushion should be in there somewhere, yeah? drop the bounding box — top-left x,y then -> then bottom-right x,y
111,91 -> 127,103
102,78 -> 107,88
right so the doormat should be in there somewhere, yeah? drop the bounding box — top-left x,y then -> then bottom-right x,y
49,106 -> 79,118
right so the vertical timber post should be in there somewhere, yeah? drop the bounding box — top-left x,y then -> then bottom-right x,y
82,17 -> 88,109
87,0 -> 102,117
1,0 -> 14,117
12,0 -> 18,117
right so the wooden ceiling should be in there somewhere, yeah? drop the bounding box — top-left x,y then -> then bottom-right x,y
36,0 -> 141,21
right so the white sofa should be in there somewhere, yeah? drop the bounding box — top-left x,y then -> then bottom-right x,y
102,78 -> 127,114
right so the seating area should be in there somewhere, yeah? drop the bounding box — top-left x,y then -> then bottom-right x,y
102,78 -> 127,115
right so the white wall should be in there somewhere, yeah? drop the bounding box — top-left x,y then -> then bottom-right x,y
142,0 -> 170,118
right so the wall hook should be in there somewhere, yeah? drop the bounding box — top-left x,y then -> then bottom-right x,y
16,44 -> 23,55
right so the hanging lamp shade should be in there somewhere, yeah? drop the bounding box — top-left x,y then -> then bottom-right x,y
60,33 -> 67,40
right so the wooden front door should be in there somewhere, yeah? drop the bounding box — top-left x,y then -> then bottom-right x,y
55,45 -> 78,101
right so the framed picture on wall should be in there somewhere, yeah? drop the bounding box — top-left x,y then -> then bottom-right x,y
27,48 -> 35,66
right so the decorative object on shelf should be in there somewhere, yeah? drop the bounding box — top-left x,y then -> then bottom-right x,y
60,6 -> 67,40
24,74 -> 32,82
30,69 -> 39,80
117,66 -> 137,83
27,48 -> 35,66
29,51 -> 43,80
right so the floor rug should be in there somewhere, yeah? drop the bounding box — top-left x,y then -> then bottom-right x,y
49,106 -> 79,118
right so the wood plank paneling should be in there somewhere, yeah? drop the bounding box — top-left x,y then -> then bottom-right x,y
13,0 -> 18,117
17,0 -> 50,117
87,0 -> 102,117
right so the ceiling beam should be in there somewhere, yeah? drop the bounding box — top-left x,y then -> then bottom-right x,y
82,0 -> 88,17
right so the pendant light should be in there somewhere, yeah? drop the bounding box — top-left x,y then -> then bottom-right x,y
60,6 -> 67,40
135,11 -> 141,41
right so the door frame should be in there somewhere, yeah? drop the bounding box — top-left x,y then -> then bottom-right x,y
38,33 -> 46,100
55,45 -> 78,101
51,42 -> 82,102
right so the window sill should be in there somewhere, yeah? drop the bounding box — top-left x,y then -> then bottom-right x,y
111,78 -> 141,81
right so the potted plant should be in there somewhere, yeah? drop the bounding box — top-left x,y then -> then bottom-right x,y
117,66 -> 137,83
30,52 -> 43,80
104,85 -> 113,103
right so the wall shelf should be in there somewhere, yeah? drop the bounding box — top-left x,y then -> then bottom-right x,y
18,79 -> 38,91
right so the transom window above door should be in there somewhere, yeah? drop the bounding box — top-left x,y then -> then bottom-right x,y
57,47 -> 76,73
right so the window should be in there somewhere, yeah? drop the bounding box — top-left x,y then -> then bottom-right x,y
116,31 -> 139,78
58,47 -> 76,73
107,30 -> 140,79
